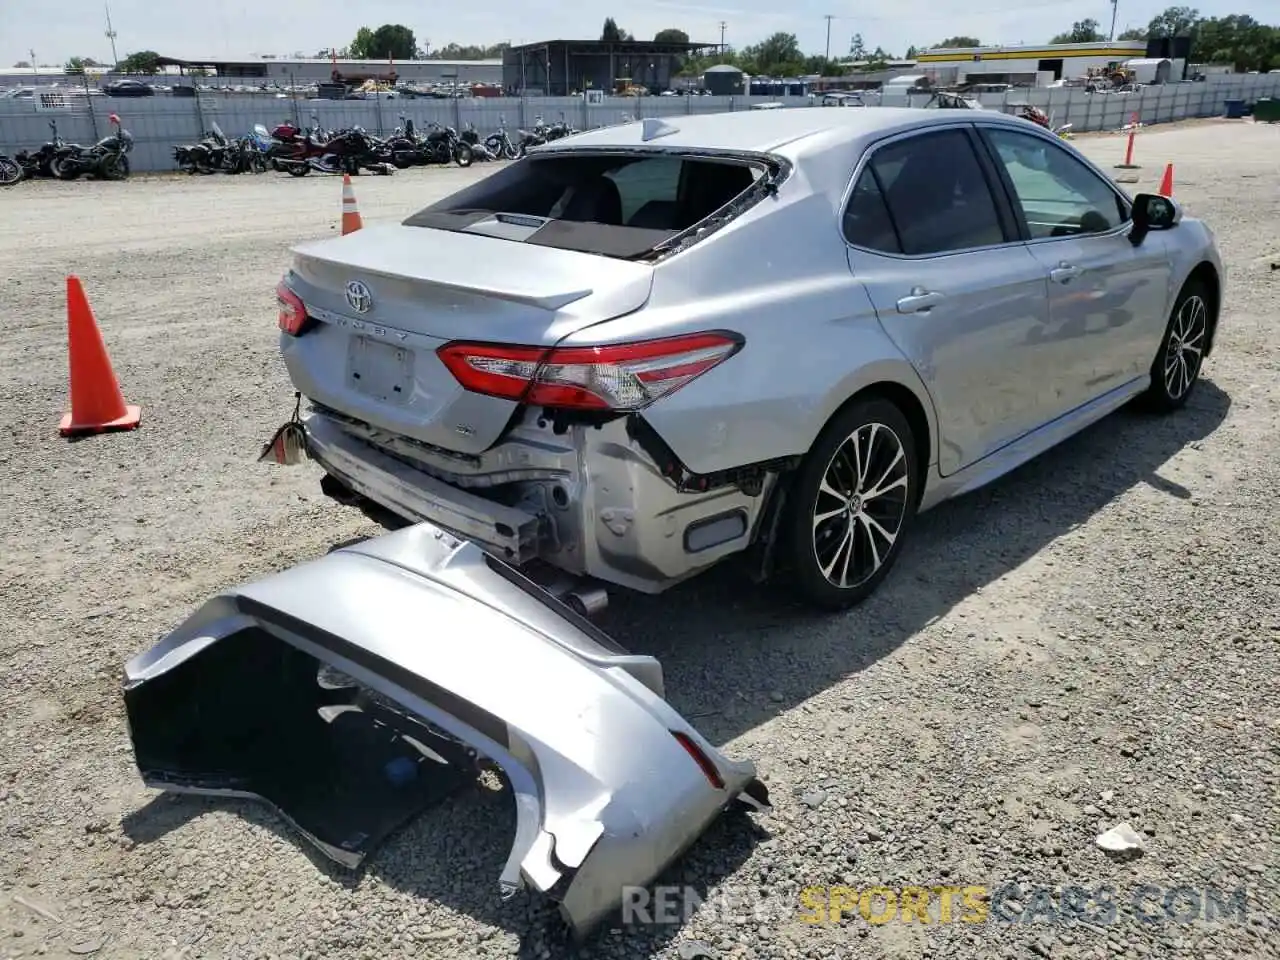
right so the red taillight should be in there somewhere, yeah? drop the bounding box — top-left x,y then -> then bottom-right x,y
276,281 -> 308,336
671,731 -> 725,790
436,332 -> 743,412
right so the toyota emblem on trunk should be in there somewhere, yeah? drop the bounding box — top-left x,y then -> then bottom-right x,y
345,280 -> 372,314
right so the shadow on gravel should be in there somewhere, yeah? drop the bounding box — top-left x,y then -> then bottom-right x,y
118,380 -> 1231,959
599,382 -> 1232,748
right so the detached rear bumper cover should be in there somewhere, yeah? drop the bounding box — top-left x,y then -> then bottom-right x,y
121,524 -> 769,937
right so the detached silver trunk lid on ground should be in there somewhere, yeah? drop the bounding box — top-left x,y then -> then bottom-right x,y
121,523 -> 768,937
282,225 -> 655,454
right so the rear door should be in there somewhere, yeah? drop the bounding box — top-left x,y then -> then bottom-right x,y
975,124 -> 1173,408
843,124 -> 1055,476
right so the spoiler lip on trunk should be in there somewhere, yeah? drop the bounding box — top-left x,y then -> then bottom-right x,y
121,523 -> 769,939
290,224 -> 643,312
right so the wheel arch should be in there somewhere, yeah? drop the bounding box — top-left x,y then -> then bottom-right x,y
821,380 -> 935,507
750,372 -> 937,584
1184,261 -> 1221,358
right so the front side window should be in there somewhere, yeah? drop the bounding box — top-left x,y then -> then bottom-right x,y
843,128 -> 1007,256
984,127 -> 1127,239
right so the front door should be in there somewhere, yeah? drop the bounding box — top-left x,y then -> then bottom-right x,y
977,125 -> 1174,410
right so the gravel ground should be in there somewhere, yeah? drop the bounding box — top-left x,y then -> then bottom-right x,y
0,118 -> 1276,960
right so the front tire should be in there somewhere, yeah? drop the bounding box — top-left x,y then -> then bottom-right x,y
779,397 -> 919,610
1141,279 -> 1210,412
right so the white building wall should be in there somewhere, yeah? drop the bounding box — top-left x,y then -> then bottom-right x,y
956,55 -> 1127,81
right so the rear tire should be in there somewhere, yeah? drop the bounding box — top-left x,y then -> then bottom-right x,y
0,157 -> 21,185
1140,279 -> 1210,412
454,142 -> 473,167
779,397 -> 920,611
51,156 -> 80,180
100,154 -> 129,181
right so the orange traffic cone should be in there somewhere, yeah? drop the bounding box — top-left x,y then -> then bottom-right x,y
58,276 -> 141,437
341,173 -> 363,234
1157,163 -> 1174,197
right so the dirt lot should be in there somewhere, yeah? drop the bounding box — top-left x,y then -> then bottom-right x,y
0,119 -> 1277,960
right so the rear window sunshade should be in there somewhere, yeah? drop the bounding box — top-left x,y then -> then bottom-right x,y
402,150 -> 781,261
523,220 -> 680,259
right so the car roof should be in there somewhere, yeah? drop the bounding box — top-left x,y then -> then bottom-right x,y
538,107 -> 1037,157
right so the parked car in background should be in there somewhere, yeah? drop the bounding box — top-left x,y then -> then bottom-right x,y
266,107 -> 1224,611
101,79 -> 154,97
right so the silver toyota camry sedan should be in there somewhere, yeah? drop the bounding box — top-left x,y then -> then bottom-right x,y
267,106 -> 1224,611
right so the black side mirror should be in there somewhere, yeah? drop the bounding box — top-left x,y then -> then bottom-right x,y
1129,192 -> 1182,246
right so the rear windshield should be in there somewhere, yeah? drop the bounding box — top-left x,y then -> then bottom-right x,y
403,151 -> 765,260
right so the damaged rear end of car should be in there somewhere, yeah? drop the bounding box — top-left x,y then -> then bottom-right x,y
121,524 -> 770,938
263,144 -> 792,594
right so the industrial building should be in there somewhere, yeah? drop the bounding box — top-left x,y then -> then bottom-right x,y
916,40 -> 1152,85
502,39 -> 718,95
151,55 -> 503,86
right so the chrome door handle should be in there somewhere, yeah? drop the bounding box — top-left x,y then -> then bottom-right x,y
896,288 -> 945,314
1050,262 -> 1083,283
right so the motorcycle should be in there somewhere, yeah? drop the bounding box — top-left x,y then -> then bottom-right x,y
483,116 -> 520,160
423,121 -> 472,167
173,122 -> 231,174
0,152 -> 21,186
270,120 -> 392,176
542,115 -> 577,141
13,119 -> 66,179
515,119 -> 548,157
382,115 -> 428,168
459,122 -> 499,162
50,113 -> 133,181
222,125 -> 270,174
515,115 -> 576,157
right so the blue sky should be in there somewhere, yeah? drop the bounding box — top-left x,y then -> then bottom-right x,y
4,0 -> 1276,67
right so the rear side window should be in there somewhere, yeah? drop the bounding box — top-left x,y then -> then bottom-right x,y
844,128 -> 1007,256
404,152 -> 764,259
842,168 -> 901,253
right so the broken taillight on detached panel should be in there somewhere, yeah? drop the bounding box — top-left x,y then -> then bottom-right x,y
276,280 -> 311,336
436,331 -> 744,412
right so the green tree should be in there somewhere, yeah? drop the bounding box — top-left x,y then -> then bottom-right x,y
1147,6 -> 1201,37
119,50 -> 161,74
64,57 -> 87,74
426,42 -> 510,59
803,55 -> 846,75
654,28 -> 689,44
369,24 -> 416,59
1196,15 -> 1279,71
1117,27 -> 1148,40
904,44 -> 920,58
1051,19 -> 1104,43
738,32 -> 803,74
349,27 -> 376,58
936,36 -> 981,48
848,33 -> 867,59
601,18 -> 634,42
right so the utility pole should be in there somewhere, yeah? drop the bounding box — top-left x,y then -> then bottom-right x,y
719,21 -> 727,54
105,3 -> 119,67
30,48 -> 37,78
825,15 -> 834,62
1109,0 -> 1119,41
